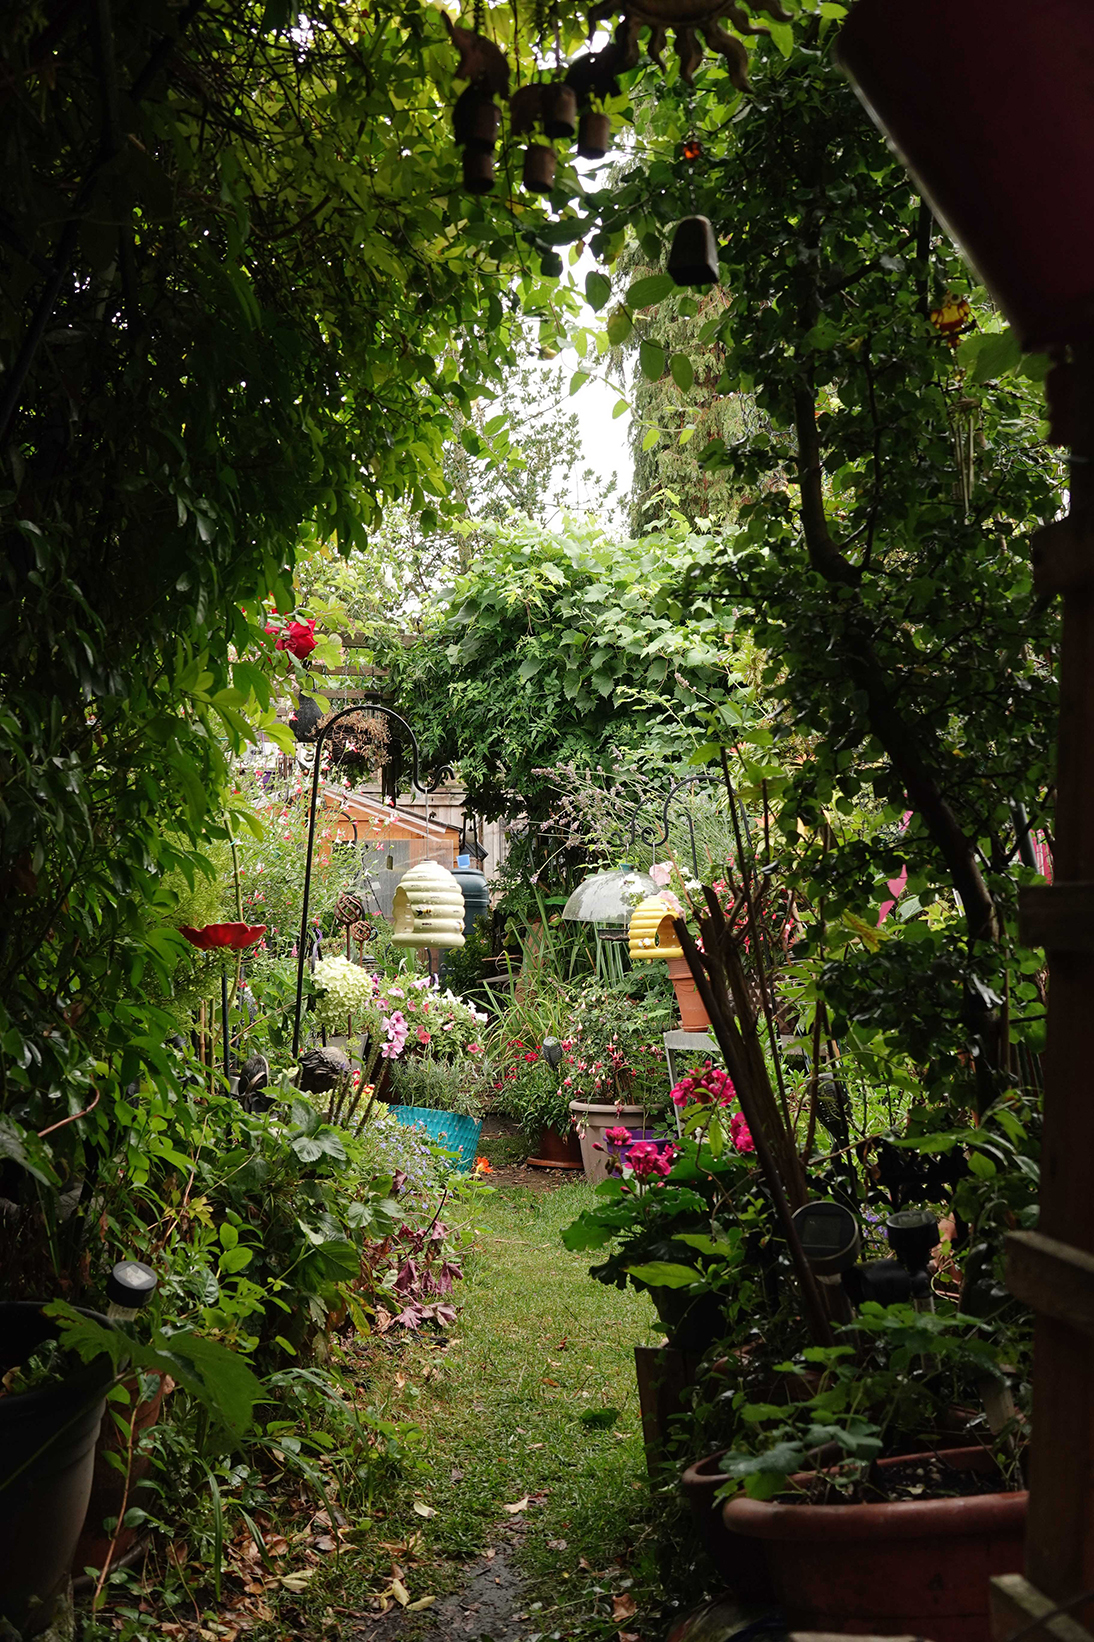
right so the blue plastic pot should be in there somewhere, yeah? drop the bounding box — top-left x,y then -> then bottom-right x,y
390,1106 -> 483,1171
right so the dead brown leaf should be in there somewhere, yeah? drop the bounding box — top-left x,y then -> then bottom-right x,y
503,1497 -> 530,1514
612,1593 -> 638,1621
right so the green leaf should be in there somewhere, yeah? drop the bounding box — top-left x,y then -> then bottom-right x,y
626,273 -> 675,309
639,340 -> 666,381
606,308 -> 634,348
625,1260 -> 699,1288
641,426 -> 661,452
569,370 -> 590,396
585,271 -> 611,312
612,398 -> 629,420
670,353 -> 694,393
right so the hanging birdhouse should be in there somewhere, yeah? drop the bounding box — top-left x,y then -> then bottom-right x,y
391,860 -> 467,950
628,894 -> 684,962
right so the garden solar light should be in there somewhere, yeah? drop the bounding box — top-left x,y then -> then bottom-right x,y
542,1037 -> 564,1069
105,1260 -> 158,1322
886,1209 -> 940,1276
792,1201 -> 860,1278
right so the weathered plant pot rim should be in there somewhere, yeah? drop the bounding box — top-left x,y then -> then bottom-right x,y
568,1100 -> 648,1115
722,1447 -> 1027,1543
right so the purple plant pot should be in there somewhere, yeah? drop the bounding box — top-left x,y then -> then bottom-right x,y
607,1128 -> 676,1167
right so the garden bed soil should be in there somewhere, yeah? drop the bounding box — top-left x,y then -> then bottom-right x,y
794,1450 -> 1011,1505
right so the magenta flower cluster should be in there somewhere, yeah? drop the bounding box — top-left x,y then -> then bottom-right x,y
669,1061 -> 755,1154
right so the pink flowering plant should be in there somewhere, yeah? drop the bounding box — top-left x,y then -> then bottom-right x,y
561,1120 -> 759,1351
671,1061 -> 756,1157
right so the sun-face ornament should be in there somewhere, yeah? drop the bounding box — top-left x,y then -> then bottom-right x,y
588,0 -> 792,88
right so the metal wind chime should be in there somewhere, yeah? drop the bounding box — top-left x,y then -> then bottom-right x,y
446,0 -> 792,286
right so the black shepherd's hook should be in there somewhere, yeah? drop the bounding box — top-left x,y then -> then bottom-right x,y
625,772 -> 752,882
291,701 -> 449,1057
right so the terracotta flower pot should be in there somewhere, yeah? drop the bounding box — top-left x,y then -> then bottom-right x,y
836,0 -> 1094,350
72,1372 -> 168,1585
681,1451 -> 775,1601
721,1446 -> 1026,1642
667,956 -> 710,1031
528,1124 -> 584,1170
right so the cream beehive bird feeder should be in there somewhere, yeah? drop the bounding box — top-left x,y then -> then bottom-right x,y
628,894 -> 683,962
391,860 -> 466,950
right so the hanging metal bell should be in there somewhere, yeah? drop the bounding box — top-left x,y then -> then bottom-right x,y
453,87 -> 500,151
577,110 -> 610,160
667,215 -> 720,287
542,82 -> 578,141
462,147 -> 495,195
522,143 -> 557,195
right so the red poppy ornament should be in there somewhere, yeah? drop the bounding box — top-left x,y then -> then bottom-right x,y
179,922 -> 266,951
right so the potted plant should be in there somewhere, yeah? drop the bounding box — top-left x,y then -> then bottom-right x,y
495,1052 -> 583,1169
0,1303 -> 114,1636
715,1303 -> 1027,1642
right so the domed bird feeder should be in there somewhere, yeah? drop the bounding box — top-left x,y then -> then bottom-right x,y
628,894 -> 684,961
391,860 -> 467,951
560,863 -> 659,944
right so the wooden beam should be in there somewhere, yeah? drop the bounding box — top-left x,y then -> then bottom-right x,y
1024,339 -> 1094,1599
1018,884 -> 1094,951
991,1574 -> 1094,1642
1032,519 -> 1094,597
1007,1231 -> 1094,1338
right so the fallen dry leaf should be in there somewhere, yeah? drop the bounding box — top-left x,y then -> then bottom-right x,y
612,1593 -> 638,1621
618,1632 -> 641,1642
390,1579 -> 410,1607
412,1502 -> 437,1519
540,1377 -> 559,1387
504,1497 -> 530,1514
280,1570 -> 317,1593
406,1596 -> 436,1612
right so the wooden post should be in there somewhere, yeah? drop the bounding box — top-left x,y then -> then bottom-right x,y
1016,342 -> 1094,1613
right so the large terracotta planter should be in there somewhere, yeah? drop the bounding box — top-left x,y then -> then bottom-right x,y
667,957 -> 710,1031
528,1124 -> 584,1170
681,1451 -> 774,1602
721,1446 -> 1026,1642
72,1372 -> 168,1583
836,0 -> 1094,349
569,1101 -> 646,1182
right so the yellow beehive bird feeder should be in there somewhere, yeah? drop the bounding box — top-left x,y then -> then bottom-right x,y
391,860 -> 466,949
628,894 -> 683,962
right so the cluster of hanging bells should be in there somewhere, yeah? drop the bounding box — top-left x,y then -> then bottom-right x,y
453,79 -> 612,200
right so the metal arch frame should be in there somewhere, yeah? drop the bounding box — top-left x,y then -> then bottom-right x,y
626,772 -> 752,882
292,701 -> 449,1057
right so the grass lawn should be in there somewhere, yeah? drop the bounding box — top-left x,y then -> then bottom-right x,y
301,1179 -> 695,1639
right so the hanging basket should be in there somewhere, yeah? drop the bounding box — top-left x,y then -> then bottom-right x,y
628,894 -> 684,961
391,860 -> 467,950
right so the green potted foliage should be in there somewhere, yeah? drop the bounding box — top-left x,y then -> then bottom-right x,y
496,1051 -> 581,1167
715,1304 -> 1027,1642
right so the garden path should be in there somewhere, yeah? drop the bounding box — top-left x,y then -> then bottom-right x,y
327,1179 -> 678,1642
